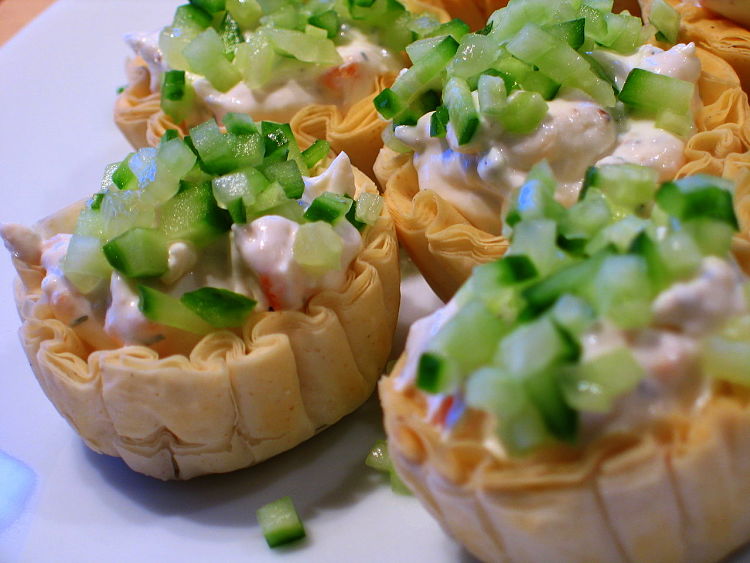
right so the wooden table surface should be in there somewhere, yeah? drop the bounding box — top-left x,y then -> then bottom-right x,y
0,0 -> 57,46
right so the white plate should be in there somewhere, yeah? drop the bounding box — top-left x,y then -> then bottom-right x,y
0,1 -> 466,561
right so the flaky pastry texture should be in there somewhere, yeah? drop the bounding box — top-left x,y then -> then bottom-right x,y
10,169 -> 400,480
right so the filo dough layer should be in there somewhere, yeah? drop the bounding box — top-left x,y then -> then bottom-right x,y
374,46 -> 750,302
380,353 -> 750,563
10,169 -> 400,480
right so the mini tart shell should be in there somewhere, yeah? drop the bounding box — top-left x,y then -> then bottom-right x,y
10,168 -> 400,480
380,349 -> 750,563
374,46 -> 750,302
112,0 -> 449,180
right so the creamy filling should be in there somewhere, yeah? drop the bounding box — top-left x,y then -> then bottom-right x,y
396,256 -> 747,452
128,28 -> 402,122
5,155 -> 364,347
394,43 -> 700,234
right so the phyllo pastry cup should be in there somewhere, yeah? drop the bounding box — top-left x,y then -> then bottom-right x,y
114,0 -> 448,179
381,167 -> 750,562
374,1 -> 750,302
3,124 -> 400,480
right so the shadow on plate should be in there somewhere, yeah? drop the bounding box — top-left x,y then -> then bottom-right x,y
83,394 -> 387,528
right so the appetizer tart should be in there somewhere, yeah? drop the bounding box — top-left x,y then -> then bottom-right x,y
2,118 -> 399,480
114,0 -> 449,177
373,0 -> 750,301
381,165 -> 750,562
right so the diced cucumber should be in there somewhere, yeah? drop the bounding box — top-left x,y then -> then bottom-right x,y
262,160 -> 304,199
375,35 -> 458,120
223,112 -> 258,135
138,285 -> 214,335
465,367 -> 550,454
683,219 -> 735,257
496,91 -> 548,135
301,139 -> 330,170
292,221 -> 343,275
522,251 -> 605,316
507,24 -> 616,107
257,497 -> 306,548
542,18 -> 585,50
189,0 -> 226,14
103,228 -> 169,278
308,10 -> 340,38
160,4 -> 213,70
656,175 -> 738,229
212,167 -> 269,223
183,28 -> 242,92
600,12 -> 643,54
180,287 -> 256,327
561,348 -> 645,412
592,254 -> 652,329
159,181 -> 232,246
429,106 -> 449,138
619,68 -> 693,117
506,165 -> 566,226
144,138 -> 198,204
443,77 -> 479,145
219,11 -> 244,60
559,190 -> 612,241
447,34 -> 500,80
495,316 -> 579,377
303,192 -> 352,224
586,164 -> 659,216
261,121 -> 306,173
478,74 -> 507,118
265,28 -> 341,64
112,154 -> 138,191
161,70 -> 197,124
227,0 -> 262,29
423,300 -> 510,390
550,294 -> 595,336
63,235 -> 112,294
508,219 -> 567,277
657,230 -> 703,280
235,34 -> 279,89
354,193 -> 383,225
492,56 -> 560,100
585,215 -> 649,254
417,352 -> 460,394
651,0 -> 680,44
425,18 -> 470,42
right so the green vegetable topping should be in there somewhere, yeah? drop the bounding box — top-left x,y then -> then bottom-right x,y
64,118 -> 379,335
416,164 -> 741,454
376,0 -> 688,147
257,496 -> 306,548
